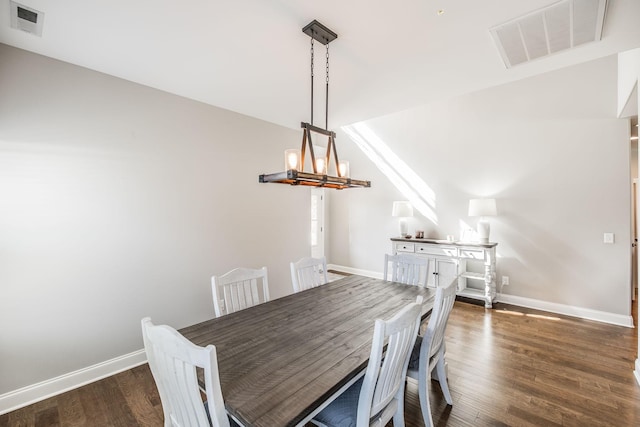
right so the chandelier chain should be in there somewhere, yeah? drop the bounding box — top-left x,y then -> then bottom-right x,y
325,44 -> 329,84
310,38 -> 314,78
310,37 -> 314,126
325,43 -> 330,129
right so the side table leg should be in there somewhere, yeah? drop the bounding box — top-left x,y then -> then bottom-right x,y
484,263 -> 494,308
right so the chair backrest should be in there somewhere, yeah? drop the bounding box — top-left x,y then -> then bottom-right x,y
211,267 -> 270,317
384,253 -> 428,286
141,317 -> 230,427
290,256 -> 328,293
356,298 -> 423,426
421,278 -> 457,362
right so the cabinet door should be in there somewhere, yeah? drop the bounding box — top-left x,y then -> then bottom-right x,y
434,258 -> 457,288
426,258 -> 437,287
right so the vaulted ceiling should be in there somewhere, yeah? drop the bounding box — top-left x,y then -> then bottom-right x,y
1,0 -> 639,129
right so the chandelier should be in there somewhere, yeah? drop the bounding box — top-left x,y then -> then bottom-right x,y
259,20 -> 371,190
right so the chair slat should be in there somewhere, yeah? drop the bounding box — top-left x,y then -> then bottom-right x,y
384,253 -> 428,286
212,267 -> 270,317
290,257 -> 328,292
141,317 -> 231,427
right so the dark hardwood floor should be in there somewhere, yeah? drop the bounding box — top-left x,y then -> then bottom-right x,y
1,300 -> 639,426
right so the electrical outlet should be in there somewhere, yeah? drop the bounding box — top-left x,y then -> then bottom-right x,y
501,276 -> 509,286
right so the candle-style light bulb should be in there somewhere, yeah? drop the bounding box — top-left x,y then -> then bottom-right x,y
338,160 -> 350,178
284,149 -> 301,171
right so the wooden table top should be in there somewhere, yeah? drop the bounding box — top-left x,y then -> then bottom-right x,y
179,275 -> 435,427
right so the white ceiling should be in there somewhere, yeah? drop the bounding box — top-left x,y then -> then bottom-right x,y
1,0 -> 639,130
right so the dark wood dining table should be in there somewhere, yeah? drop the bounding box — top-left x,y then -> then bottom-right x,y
179,274 -> 435,427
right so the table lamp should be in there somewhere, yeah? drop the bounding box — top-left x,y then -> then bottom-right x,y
392,201 -> 413,237
468,198 -> 497,243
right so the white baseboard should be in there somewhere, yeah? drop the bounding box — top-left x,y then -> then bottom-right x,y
327,264 -> 382,279
0,349 -> 147,416
497,293 -> 634,328
329,264 -> 634,328
635,359 -> 640,386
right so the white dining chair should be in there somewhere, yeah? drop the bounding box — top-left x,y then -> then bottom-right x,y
406,278 -> 457,427
290,256 -> 328,293
311,297 -> 423,427
211,267 -> 270,317
141,317 -> 231,427
384,253 -> 428,286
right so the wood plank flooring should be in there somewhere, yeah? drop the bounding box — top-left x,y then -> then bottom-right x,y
1,300 -> 638,426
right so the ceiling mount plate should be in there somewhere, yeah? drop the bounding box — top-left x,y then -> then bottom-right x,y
302,20 -> 337,45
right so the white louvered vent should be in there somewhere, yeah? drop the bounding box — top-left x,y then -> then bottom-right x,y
489,0 -> 607,68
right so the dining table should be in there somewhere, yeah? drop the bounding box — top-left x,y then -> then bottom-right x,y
179,274 -> 435,427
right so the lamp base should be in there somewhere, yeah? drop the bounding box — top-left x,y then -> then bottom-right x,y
477,220 -> 490,243
399,218 -> 408,237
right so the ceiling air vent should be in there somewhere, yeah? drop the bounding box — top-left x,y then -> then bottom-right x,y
489,0 -> 607,68
10,1 -> 44,37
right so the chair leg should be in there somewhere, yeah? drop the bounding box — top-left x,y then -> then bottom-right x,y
435,358 -> 453,405
418,371 -> 433,427
393,386 -> 406,427
393,410 -> 406,427
431,359 -> 448,380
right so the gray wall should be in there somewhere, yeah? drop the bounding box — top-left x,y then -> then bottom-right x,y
330,54 -> 632,317
0,44 -> 312,394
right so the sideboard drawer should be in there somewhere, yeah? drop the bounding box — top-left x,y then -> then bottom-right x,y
415,244 -> 456,257
394,242 -> 415,253
458,249 -> 485,260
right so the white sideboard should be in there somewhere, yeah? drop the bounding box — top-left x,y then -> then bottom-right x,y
391,238 -> 498,308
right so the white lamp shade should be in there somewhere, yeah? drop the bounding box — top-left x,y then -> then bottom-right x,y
468,198 -> 497,217
392,201 -> 413,217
